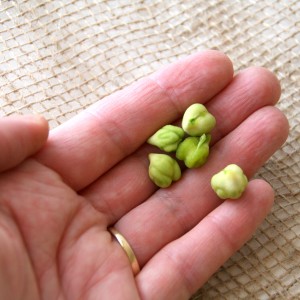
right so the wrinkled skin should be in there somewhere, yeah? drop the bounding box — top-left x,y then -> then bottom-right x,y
0,51 -> 288,300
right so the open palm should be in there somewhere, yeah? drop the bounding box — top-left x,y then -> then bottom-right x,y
0,51 -> 288,300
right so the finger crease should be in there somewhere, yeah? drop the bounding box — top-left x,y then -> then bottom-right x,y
85,110 -> 131,158
147,76 -> 182,116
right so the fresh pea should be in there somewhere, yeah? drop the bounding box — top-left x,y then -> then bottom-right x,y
147,125 -> 184,152
148,153 -> 181,188
182,103 -> 216,136
176,134 -> 211,168
211,164 -> 248,199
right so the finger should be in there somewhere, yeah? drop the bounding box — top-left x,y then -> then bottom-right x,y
82,67 -> 281,222
136,180 -> 274,300
0,115 -> 49,172
209,66 -> 281,143
114,106 -> 289,266
35,50 -> 233,190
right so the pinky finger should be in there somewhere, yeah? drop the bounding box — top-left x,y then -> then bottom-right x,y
0,115 -> 49,172
136,180 -> 274,300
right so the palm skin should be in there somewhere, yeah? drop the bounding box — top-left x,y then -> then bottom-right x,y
0,157 -> 136,299
0,51 -> 288,300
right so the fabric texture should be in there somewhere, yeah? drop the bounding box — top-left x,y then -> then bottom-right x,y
1,1 -> 299,299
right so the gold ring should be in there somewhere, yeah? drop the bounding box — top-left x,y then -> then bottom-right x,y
108,227 -> 140,276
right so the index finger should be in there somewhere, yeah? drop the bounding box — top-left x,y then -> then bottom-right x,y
35,50 -> 233,190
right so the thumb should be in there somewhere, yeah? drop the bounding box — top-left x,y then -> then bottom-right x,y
0,115 -> 49,172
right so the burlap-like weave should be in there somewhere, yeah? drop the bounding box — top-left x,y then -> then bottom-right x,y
1,1 -> 299,299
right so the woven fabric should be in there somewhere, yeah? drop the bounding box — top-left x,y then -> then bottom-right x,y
1,0 -> 299,299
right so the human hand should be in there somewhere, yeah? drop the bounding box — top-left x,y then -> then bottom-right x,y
0,51 -> 288,300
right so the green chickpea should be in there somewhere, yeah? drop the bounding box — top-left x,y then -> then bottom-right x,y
176,134 -> 211,168
148,153 -> 181,188
211,164 -> 248,199
147,125 -> 184,152
182,103 -> 216,136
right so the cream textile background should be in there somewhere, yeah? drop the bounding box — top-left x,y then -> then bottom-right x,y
1,1 -> 300,299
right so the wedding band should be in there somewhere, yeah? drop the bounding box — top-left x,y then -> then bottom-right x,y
108,227 -> 140,276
